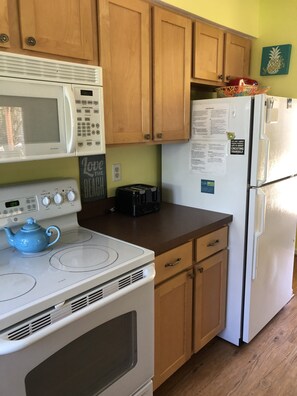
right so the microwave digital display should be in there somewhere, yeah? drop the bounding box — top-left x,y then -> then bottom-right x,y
0,96 -> 60,149
80,90 -> 93,96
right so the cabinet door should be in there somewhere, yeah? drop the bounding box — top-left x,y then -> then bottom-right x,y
18,0 -> 94,60
0,0 -> 10,48
153,7 -> 191,142
99,0 -> 151,144
224,33 -> 251,82
154,270 -> 193,390
193,249 -> 227,353
193,21 -> 224,83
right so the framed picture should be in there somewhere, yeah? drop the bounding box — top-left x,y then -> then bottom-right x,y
260,44 -> 292,76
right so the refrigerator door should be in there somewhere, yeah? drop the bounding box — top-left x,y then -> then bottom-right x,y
243,176 -> 297,342
162,96 -> 253,345
250,95 -> 297,187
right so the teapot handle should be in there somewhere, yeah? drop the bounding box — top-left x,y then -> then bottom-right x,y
46,226 -> 61,247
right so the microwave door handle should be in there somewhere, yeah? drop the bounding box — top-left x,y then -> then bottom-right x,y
64,86 -> 76,154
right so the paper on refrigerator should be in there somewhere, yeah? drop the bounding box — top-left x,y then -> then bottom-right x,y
190,102 -> 229,174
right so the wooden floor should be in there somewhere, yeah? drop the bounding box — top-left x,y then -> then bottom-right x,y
154,255 -> 297,396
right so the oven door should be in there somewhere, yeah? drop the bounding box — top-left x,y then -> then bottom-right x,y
0,264 -> 155,396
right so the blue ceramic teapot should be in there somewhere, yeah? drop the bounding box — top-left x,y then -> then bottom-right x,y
4,217 -> 61,253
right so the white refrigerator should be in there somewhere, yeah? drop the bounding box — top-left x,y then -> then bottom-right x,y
162,94 -> 297,345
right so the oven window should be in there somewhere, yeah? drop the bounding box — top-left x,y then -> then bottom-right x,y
25,311 -> 137,396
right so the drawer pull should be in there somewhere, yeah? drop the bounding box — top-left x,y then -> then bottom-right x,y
207,239 -> 219,247
0,33 -> 9,43
165,258 -> 181,268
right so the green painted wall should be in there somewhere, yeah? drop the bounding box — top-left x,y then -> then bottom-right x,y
0,145 -> 160,198
250,0 -> 297,97
0,158 -> 80,186
159,0 -> 259,37
106,145 -> 161,197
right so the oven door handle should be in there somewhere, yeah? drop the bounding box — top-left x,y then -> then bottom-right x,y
0,264 -> 155,355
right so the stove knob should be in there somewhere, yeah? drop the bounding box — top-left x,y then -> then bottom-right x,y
41,196 -> 51,207
53,193 -> 63,205
66,190 -> 76,202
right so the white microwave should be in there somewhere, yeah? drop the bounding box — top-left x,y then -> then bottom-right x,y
0,52 -> 105,163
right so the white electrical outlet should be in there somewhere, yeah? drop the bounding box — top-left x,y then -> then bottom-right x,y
112,163 -> 121,181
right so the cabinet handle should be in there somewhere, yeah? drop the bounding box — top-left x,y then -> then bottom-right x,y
25,36 -> 37,46
144,134 -> 150,140
156,133 -> 163,139
207,239 -> 220,247
218,74 -> 223,80
165,257 -> 181,267
0,33 -> 9,43
188,271 -> 194,279
197,267 -> 203,273
226,75 -> 231,81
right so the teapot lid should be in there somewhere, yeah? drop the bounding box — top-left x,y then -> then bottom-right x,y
21,218 -> 41,232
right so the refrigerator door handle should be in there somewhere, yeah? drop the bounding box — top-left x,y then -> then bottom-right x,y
252,188 -> 266,280
258,134 -> 270,186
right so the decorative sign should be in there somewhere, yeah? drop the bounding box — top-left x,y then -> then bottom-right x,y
79,155 -> 107,202
260,44 -> 292,76
230,139 -> 245,155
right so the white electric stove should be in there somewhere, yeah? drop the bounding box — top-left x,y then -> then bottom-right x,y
0,179 -> 154,332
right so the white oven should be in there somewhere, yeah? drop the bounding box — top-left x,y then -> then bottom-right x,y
0,179 -> 155,396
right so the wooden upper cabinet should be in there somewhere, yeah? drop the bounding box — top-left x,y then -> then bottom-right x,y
0,0 -> 10,48
224,32 -> 251,82
153,7 -> 191,142
99,0 -> 151,144
192,21 -> 251,85
18,0 -> 94,60
193,21 -> 224,83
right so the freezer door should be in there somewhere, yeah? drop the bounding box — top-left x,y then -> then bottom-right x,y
243,177 -> 297,342
250,95 -> 297,186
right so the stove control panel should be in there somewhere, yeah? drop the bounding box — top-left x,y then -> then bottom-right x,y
0,179 -> 81,226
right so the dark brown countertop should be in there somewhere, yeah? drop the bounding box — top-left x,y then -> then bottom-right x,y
78,202 -> 233,256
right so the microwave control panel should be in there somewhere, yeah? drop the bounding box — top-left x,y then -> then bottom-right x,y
73,85 -> 106,156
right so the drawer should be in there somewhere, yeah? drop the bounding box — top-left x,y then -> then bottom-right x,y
195,226 -> 228,262
155,241 -> 193,285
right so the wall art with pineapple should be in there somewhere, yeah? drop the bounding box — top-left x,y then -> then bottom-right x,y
260,44 -> 292,76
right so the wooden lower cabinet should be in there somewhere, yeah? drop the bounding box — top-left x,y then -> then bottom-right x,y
153,227 -> 229,390
193,249 -> 228,353
154,269 -> 193,390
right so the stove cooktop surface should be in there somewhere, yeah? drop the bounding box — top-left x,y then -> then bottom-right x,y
0,227 -> 154,331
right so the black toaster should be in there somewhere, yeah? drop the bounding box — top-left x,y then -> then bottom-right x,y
115,184 -> 160,217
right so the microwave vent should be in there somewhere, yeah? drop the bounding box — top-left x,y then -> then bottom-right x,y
0,52 -> 102,85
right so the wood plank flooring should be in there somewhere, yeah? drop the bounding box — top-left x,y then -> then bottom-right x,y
154,255 -> 297,396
